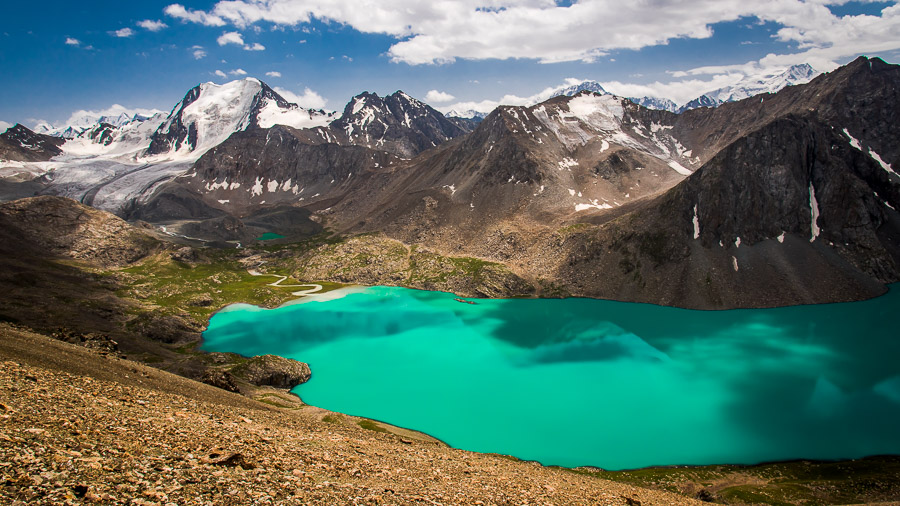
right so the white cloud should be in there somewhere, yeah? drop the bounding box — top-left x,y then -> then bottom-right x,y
165,4 -> 226,26
442,77 -> 591,114
162,0 -> 900,68
65,37 -> 80,46
113,28 -> 134,38
265,71 -> 282,77
425,90 -> 455,103
215,70 -> 228,78
216,31 -> 264,50
137,19 -> 168,31
229,68 -> 247,75
0,121 -> 12,132
217,31 -> 245,46
193,47 -> 207,59
274,86 -> 327,109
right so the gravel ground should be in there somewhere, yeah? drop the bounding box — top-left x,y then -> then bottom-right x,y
0,324 -> 698,505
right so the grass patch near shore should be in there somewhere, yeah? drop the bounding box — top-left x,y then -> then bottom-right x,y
115,250 -> 344,326
576,456 -> 900,505
357,420 -> 389,433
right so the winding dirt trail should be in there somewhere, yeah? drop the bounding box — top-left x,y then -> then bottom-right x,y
247,269 -> 323,296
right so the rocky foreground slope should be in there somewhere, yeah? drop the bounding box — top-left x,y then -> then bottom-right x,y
0,325 -> 698,505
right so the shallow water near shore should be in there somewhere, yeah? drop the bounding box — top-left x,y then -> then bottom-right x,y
203,286 -> 900,470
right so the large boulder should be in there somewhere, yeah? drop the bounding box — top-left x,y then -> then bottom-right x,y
231,354 -> 311,389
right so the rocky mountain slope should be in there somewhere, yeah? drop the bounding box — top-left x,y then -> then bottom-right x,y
324,90 -> 474,158
0,124 -> 65,162
326,57 -> 898,307
542,57 -> 899,307
0,327 -> 700,505
132,90 -> 477,236
2,58 -> 898,309
124,57 -> 899,308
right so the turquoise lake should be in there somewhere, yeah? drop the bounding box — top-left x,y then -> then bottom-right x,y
202,286 -> 900,470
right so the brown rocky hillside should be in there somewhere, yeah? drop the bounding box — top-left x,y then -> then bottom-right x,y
0,324 -> 698,505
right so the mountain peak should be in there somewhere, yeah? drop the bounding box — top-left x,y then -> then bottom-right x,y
147,77 -> 332,158
550,80 -> 609,99
678,63 -> 819,113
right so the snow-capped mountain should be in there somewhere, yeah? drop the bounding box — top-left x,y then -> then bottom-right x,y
550,81 -> 609,98
324,90 -> 472,158
627,96 -> 678,113
33,112 -> 158,140
445,109 -> 488,120
679,64 -> 817,112
147,78 -> 334,158
61,113 -> 168,158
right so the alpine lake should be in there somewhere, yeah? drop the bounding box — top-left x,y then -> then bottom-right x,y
202,285 -> 900,470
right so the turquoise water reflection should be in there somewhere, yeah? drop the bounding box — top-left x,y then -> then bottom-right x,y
203,286 -> 900,470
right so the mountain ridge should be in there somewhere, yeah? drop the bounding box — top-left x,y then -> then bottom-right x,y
1,57 -> 898,309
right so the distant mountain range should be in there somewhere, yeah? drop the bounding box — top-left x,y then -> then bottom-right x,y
543,63 -> 818,114
0,57 -> 896,310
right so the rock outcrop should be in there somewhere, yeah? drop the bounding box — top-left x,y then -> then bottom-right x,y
0,124 -> 65,162
231,354 -> 311,389
0,196 -> 160,267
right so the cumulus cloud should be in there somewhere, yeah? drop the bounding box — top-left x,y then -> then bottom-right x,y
441,78 -> 589,115
165,4 -> 226,26
216,31 -> 264,50
274,86 -> 327,109
217,31 -> 245,46
265,71 -> 282,77
215,70 -> 228,78
137,19 -> 168,31
229,68 -> 247,75
0,120 -> 12,132
65,37 -> 80,46
112,28 -> 134,38
424,90 -> 455,103
161,0 -> 900,68
193,47 -> 207,59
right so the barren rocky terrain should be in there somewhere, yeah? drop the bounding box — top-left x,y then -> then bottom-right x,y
0,324 -> 700,505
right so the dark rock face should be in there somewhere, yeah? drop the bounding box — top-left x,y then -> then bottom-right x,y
86,123 -> 117,146
128,185 -> 226,222
0,124 -> 65,162
146,84 -> 203,155
0,196 -> 160,267
200,369 -> 240,393
51,329 -> 119,354
138,125 -> 400,224
554,110 -> 899,308
231,355 -> 311,389
130,312 -> 201,344
327,90 -> 473,158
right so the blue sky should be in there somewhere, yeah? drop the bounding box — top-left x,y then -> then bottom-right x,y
1,0 -> 899,128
